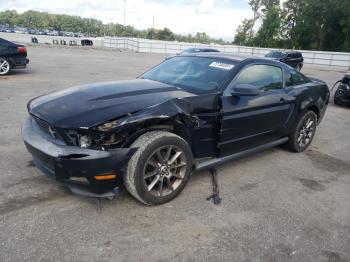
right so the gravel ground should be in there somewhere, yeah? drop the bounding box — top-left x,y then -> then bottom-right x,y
0,46 -> 349,262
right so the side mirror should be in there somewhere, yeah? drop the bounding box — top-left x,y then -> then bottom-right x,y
231,84 -> 260,96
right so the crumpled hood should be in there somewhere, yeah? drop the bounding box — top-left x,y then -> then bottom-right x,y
28,79 -> 195,128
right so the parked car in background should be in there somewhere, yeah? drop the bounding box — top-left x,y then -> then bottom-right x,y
179,48 -> 220,54
5,27 -> 15,33
14,27 -> 27,34
334,72 -> 350,106
22,53 -> 329,205
265,51 -> 304,71
81,39 -> 93,46
47,30 -> 59,36
0,38 -> 29,75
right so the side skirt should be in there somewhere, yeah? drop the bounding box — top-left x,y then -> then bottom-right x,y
194,137 -> 289,172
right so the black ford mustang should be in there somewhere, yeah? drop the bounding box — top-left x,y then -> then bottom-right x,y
22,53 -> 330,205
0,38 -> 29,75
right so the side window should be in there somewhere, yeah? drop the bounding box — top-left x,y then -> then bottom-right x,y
234,65 -> 283,91
286,69 -> 310,87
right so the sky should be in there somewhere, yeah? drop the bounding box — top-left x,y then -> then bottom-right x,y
0,0 -> 253,40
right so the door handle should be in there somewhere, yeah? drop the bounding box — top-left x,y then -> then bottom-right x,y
279,98 -> 286,104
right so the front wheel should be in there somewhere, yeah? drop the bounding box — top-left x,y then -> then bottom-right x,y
285,110 -> 317,153
0,57 -> 11,75
124,131 -> 193,205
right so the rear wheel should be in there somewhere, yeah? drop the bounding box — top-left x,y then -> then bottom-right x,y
285,110 -> 317,153
0,57 -> 11,75
124,131 -> 193,205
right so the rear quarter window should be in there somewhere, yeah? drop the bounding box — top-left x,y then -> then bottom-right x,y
286,69 -> 310,87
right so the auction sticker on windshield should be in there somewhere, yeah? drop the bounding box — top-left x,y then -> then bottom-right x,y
209,61 -> 234,70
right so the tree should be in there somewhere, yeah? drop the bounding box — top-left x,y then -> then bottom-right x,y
255,5 -> 283,47
283,0 -> 304,48
233,19 -> 254,45
288,0 -> 348,51
193,32 -> 211,44
260,0 -> 280,11
157,27 -> 175,41
248,0 -> 262,36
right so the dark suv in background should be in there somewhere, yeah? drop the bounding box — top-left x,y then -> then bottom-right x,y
265,51 -> 304,71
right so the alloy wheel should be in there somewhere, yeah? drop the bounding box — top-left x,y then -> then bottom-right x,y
143,145 -> 187,197
0,58 -> 10,75
297,117 -> 315,148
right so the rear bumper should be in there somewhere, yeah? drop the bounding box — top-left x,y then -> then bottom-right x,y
22,117 -> 135,192
10,56 -> 29,69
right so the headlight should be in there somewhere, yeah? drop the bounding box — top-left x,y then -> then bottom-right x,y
79,135 -> 91,148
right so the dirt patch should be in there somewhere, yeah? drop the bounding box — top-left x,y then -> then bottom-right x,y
240,183 -> 259,192
306,150 -> 350,175
323,251 -> 349,262
2,175 -> 51,188
0,188 -> 68,215
297,178 -> 326,191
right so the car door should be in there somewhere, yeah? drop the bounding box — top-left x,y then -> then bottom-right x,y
219,64 -> 295,156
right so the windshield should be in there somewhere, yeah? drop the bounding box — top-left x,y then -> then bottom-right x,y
266,51 -> 285,58
141,56 -> 236,92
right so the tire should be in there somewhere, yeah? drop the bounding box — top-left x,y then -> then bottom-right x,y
124,131 -> 193,205
284,110 -> 317,153
0,57 -> 11,76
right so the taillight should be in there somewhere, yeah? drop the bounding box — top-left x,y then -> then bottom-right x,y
18,46 -> 27,54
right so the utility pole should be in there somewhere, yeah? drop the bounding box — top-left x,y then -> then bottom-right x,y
123,0 -> 126,26
152,16 -> 155,39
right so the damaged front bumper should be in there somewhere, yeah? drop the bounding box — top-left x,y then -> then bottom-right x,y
21,117 -> 135,195
335,89 -> 350,106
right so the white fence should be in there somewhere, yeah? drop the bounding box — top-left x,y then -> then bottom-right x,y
103,37 -> 350,68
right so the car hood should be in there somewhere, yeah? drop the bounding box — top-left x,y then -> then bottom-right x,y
28,79 -> 195,128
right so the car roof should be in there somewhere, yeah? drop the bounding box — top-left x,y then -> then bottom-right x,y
268,50 -> 301,54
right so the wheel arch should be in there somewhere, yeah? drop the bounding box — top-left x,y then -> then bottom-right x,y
307,105 -> 320,121
121,120 -> 192,149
